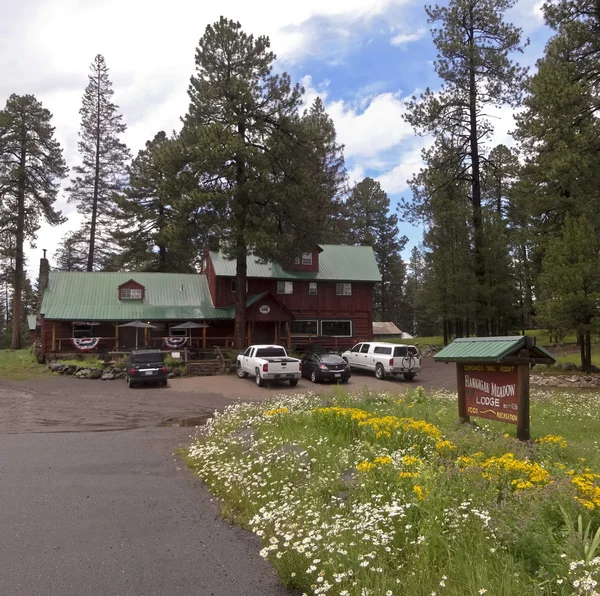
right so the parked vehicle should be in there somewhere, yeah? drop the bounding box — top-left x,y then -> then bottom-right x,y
237,345 -> 302,387
341,341 -> 421,381
126,349 -> 168,388
301,352 -> 351,384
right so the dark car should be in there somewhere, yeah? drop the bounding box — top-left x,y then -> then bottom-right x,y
126,349 -> 168,388
301,352 -> 351,384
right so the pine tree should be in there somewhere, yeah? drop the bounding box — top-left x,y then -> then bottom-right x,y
114,131 -> 196,272
53,230 -> 88,271
538,215 -> 600,371
345,178 -> 407,322
182,18 -> 345,348
67,54 -> 130,271
0,94 -> 67,349
405,0 -> 528,334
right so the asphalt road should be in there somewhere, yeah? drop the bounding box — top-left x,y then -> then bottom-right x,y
0,358 -> 455,595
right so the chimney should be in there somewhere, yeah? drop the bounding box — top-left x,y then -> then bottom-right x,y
39,250 -> 50,295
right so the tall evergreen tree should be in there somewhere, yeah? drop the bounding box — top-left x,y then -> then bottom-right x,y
53,230 -> 88,271
67,54 -> 130,271
114,131 -> 196,272
345,178 -> 407,322
182,18 -> 346,348
0,94 -> 67,349
405,0 -> 528,334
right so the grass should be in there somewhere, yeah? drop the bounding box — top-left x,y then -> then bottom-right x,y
185,387 -> 600,596
57,355 -> 104,369
0,348 -> 48,380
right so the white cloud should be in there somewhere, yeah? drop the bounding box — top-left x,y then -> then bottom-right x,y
390,28 -> 426,46
376,144 -> 426,195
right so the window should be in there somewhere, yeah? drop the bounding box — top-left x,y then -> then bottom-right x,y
121,288 -> 142,300
374,346 -> 392,355
360,343 -> 371,353
321,320 -> 353,337
336,283 -> 352,296
351,343 -> 362,353
230,279 -> 248,292
73,324 -> 94,338
243,348 -> 251,357
277,281 -> 293,294
255,347 -> 287,358
169,325 -> 187,337
291,320 -> 318,335
308,282 -> 317,295
302,252 -> 313,265
394,346 -> 408,357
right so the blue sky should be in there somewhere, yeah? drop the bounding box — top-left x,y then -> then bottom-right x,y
0,0 -> 553,274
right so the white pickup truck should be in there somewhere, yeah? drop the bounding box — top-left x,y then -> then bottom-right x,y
236,345 -> 302,387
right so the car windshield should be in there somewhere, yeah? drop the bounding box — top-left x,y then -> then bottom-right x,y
133,352 -> 164,364
255,348 -> 287,358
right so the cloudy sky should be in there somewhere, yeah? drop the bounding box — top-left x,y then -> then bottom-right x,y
1,0 -> 552,277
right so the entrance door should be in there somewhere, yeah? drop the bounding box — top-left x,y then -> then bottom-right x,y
119,327 -> 138,350
253,322 -> 276,345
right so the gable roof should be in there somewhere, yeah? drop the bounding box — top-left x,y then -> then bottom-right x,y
41,272 -> 233,321
209,244 -> 381,282
434,336 -> 556,364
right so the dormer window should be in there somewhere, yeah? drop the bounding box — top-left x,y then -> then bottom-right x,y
118,279 -> 145,301
293,252 -> 313,265
121,288 -> 142,300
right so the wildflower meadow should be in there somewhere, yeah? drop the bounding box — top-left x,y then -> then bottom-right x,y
186,387 -> 600,596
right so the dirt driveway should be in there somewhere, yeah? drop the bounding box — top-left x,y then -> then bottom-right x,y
0,358 -> 454,435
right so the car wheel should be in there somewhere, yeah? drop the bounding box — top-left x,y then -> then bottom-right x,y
310,371 -> 318,383
375,363 -> 385,380
127,377 -> 136,389
161,379 -> 168,386
289,379 -> 298,387
403,373 -> 416,381
237,364 -> 248,378
255,370 -> 264,387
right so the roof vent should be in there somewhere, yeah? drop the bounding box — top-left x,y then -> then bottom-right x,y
181,284 -> 184,291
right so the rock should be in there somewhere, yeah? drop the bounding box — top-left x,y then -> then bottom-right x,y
173,368 -> 182,377
65,365 -> 77,375
101,372 -> 115,381
77,368 -> 92,378
112,367 -> 123,374
333,490 -> 350,502
116,372 -> 126,379
339,467 -> 358,490
229,428 -> 256,450
49,363 -> 65,373
276,443 -> 311,467
167,372 -> 176,379
90,370 -> 103,380
561,362 -> 578,372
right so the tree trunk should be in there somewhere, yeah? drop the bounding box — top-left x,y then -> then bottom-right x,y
467,13 -> 486,336
584,329 -> 592,372
233,119 -> 248,350
579,331 -> 586,370
11,142 -> 27,350
87,69 -> 102,272
158,202 -> 167,271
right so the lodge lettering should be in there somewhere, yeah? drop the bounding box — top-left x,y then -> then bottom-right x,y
465,375 -> 516,399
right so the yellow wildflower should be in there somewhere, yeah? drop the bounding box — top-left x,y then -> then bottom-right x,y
413,485 -> 427,500
537,435 -> 567,449
263,407 -> 289,417
399,471 -> 419,479
435,440 -> 457,456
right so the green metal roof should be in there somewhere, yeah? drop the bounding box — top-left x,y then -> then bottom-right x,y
434,336 -> 556,363
41,271 -> 237,321
209,244 -> 381,282
27,315 -> 37,330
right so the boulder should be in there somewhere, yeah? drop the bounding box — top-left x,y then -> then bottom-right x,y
101,372 -> 115,381
77,368 -> 92,378
65,365 -> 77,375
90,370 -> 103,380
116,372 -> 126,379
229,428 -> 256,450
339,467 -> 358,490
173,368 -> 182,377
49,363 -> 65,373
112,367 -> 123,374
276,443 -> 311,467
561,362 -> 578,372
167,372 -> 176,379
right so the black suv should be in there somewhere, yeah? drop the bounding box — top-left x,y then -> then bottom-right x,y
126,349 -> 168,388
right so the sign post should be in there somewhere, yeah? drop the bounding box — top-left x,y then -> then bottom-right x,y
435,337 -> 556,442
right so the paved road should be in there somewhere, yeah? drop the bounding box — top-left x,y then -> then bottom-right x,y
0,358 -> 454,595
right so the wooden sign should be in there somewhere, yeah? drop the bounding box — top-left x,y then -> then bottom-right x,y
463,364 -> 518,424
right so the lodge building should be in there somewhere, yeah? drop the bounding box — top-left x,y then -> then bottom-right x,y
38,244 -> 381,354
